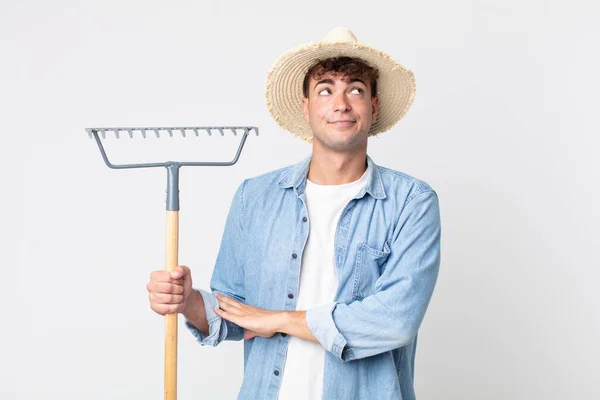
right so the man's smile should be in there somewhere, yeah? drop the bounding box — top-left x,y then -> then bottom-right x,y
328,120 -> 357,126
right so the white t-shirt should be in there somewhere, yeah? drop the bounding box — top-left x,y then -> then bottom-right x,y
277,165 -> 370,400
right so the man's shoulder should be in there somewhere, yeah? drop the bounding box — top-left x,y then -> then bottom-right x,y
374,163 -> 437,203
235,162 -> 297,199
243,164 -> 294,188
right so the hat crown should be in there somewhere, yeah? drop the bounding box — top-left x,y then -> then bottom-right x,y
321,27 -> 358,43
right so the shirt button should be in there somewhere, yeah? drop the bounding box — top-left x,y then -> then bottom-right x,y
287,293 -> 294,299
274,370 -> 280,376
302,216 -> 307,222
292,253 -> 297,259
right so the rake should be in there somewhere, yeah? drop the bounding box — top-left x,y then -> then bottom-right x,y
86,126 -> 258,400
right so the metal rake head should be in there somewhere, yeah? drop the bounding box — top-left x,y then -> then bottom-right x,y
86,126 -> 259,169
86,125 -> 259,211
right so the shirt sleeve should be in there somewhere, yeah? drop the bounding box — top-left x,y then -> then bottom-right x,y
306,190 -> 441,361
185,180 -> 248,346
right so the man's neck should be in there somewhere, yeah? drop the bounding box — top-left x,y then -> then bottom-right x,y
307,147 -> 368,185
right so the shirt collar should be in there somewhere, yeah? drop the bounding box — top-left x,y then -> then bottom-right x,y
278,154 -> 386,200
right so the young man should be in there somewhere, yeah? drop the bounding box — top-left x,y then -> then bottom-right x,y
147,27 -> 441,400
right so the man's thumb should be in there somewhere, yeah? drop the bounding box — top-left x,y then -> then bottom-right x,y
244,330 -> 257,340
174,265 -> 191,278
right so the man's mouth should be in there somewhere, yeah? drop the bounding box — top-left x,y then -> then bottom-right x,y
328,120 -> 356,126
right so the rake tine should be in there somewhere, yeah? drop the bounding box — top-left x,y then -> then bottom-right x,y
89,126 -> 259,141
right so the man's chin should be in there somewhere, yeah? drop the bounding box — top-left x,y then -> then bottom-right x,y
316,135 -> 367,153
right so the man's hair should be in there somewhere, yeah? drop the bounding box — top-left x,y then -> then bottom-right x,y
302,56 -> 379,98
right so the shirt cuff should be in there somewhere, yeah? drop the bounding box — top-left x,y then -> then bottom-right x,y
184,289 -> 228,346
306,302 -> 351,361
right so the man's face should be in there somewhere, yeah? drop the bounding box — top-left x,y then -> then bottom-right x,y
302,72 -> 379,152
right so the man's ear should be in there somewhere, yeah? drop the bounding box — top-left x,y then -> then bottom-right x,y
371,96 -> 379,122
302,96 -> 310,123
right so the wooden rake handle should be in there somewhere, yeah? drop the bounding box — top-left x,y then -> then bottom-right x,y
165,210 -> 178,400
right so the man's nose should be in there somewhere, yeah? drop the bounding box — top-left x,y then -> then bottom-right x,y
332,92 -> 351,112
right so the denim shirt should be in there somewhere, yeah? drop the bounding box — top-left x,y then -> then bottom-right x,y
185,154 -> 441,400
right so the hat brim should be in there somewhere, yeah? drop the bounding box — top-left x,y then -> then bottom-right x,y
265,41 -> 416,143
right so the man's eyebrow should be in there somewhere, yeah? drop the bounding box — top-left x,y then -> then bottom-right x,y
348,77 -> 367,85
314,78 -> 335,88
314,77 -> 367,88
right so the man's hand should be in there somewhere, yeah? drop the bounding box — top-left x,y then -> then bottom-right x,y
146,265 -> 210,335
147,265 -> 194,315
214,294 -> 286,340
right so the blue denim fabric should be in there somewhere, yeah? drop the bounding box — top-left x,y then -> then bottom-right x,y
185,154 -> 441,400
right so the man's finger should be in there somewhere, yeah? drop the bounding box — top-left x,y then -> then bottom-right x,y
217,295 -> 242,309
150,270 -> 171,282
151,292 -> 183,304
148,282 -> 184,295
152,303 -> 180,315
215,307 -> 239,325
217,300 -> 240,314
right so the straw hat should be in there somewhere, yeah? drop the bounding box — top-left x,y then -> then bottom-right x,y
265,27 -> 416,143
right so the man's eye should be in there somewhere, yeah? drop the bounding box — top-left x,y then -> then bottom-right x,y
350,88 -> 363,94
318,88 -> 331,95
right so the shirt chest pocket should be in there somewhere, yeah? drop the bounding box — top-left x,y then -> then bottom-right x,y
352,241 -> 392,300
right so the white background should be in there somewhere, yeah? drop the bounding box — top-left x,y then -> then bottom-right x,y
1,1 -> 599,399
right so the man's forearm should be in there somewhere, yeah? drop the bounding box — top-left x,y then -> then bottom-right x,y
183,290 -> 210,335
279,311 -> 318,343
